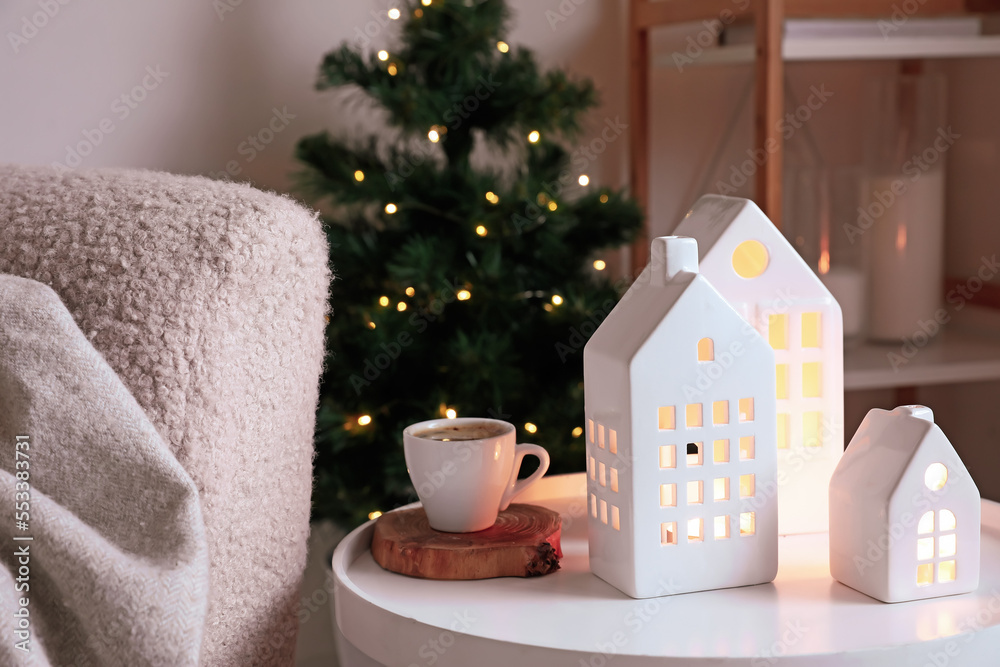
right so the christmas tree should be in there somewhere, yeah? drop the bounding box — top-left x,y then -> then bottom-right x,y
296,0 -> 642,526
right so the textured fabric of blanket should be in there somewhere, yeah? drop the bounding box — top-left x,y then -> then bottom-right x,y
0,164 -> 331,665
0,274 -> 209,665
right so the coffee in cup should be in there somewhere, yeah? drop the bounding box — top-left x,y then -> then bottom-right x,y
403,417 -> 550,532
411,422 -> 510,442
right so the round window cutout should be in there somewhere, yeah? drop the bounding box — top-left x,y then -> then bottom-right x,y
925,463 -> 948,491
732,240 -> 769,279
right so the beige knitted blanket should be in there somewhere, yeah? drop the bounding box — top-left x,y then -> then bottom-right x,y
0,274 -> 209,666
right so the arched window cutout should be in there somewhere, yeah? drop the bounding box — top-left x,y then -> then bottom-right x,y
940,509 -> 956,532
732,240 -> 769,279
698,337 -> 714,361
918,511 -> 934,535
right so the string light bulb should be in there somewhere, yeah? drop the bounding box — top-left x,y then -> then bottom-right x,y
485,191 -> 499,204
428,128 -> 440,143
457,289 -> 471,301
547,201 -> 558,211
385,203 -> 397,214
387,63 -> 398,76
421,0 -> 431,5
593,259 -> 607,271
551,294 -> 563,306
397,301 -> 407,312
354,170 -> 365,182
527,130 -> 540,143
367,321 -> 376,329
388,8 -> 401,19
379,296 -> 390,307
572,426 -> 583,437
497,41 -> 509,53
599,194 -> 609,203
405,286 -> 415,296
358,415 -> 372,426
414,8 -> 423,17
578,174 -> 590,186
475,225 -> 487,237
525,422 -> 538,434
377,50 -> 389,61
368,510 -> 383,520
445,408 -> 457,419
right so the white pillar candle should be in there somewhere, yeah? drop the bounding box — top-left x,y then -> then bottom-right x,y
820,266 -> 866,339
862,169 -> 945,342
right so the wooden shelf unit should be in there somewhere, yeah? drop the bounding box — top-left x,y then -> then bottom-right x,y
628,0 -> 1000,270
651,35 -> 1000,67
844,329 -> 1000,390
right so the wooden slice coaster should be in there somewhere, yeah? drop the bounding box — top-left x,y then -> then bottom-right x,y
371,503 -> 562,580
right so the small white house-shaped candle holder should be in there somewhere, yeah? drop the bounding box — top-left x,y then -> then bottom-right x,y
584,236 -> 778,599
829,405 -> 981,603
673,195 -> 844,535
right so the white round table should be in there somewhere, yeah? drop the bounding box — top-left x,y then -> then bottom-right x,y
331,473 -> 1000,666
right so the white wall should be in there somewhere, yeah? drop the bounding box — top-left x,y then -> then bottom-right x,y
1,0 -> 631,203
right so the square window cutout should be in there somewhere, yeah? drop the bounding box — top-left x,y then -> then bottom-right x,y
686,404 -> 703,428
776,364 -> 789,400
939,534 -> 957,558
688,518 -> 703,542
659,445 -> 676,469
713,477 -> 729,501
713,439 -> 729,463
687,480 -> 703,505
714,515 -> 730,539
917,537 -> 934,561
713,400 -> 729,425
686,442 -> 703,467
658,406 -> 675,430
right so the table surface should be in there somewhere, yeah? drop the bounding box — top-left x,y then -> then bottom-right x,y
332,474 -> 1000,666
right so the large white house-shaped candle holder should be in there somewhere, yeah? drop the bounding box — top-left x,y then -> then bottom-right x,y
673,195 -> 844,535
584,236 -> 778,599
829,405 -> 981,603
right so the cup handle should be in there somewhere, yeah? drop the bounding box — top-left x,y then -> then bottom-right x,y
498,443 -> 550,512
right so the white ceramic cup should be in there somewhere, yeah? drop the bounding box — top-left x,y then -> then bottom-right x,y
403,417 -> 550,533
